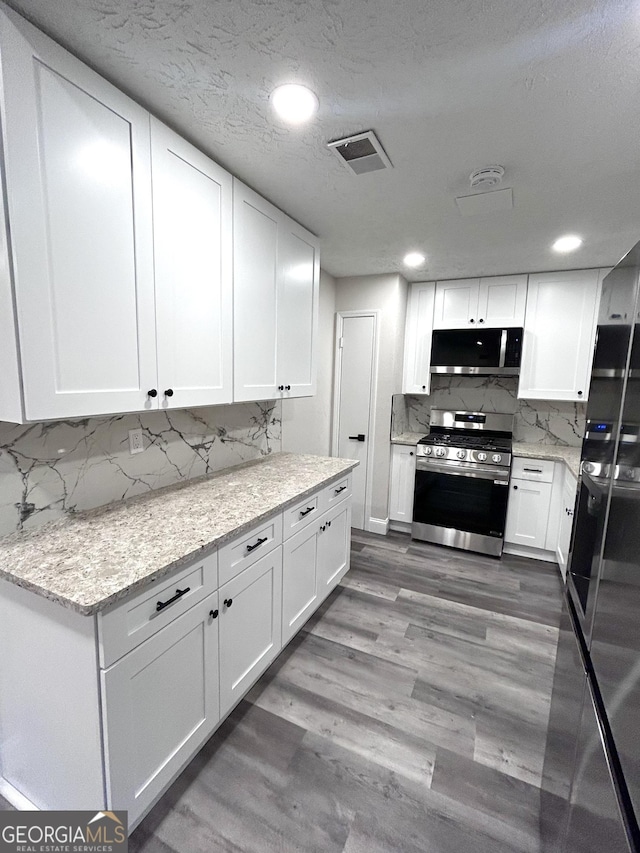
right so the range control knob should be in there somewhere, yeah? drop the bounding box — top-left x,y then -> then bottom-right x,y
477,452 -> 487,462
492,453 -> 502,463
583,462 -> 595,474
435,447 -> 447,457
456,449 -> 466,460
424,446 -> 432,456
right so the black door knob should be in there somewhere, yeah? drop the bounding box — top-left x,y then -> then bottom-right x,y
327,520 -> 331,527
164,389 -> 174,397
278,385 -> 284,391
285,385 -> 291,391
410,451 -> 414,456
348,434 -> 366,442
224,598 -> 233,608
421,385 -> 426,390
478,318 -> 484,324
147,389 -> 158,398
469,318 -> 475,323
513,485 -> 518,490
209,609 -> 219,619
578,391 -> 583,397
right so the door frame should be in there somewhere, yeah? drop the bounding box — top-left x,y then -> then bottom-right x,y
331,310 -> 380,532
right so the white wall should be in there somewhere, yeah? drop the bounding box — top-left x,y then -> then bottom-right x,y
334,273 -> 408,526
281,269 -> 337,456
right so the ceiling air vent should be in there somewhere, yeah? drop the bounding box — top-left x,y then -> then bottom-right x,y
327,130 -> 392,175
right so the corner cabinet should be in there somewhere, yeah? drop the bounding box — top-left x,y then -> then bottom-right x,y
432,275 -> 527,330
233,180 -> 319,402
518,269 -> 607,402
402,282 -> 436,394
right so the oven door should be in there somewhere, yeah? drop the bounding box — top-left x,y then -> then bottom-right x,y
412,460 -> 510,556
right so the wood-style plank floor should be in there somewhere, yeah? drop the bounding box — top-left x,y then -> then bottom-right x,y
130,530 -> 563,853
0,531 -> 563,851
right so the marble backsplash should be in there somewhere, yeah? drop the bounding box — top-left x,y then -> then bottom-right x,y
392,376 -> 586,445
0,402 -> 281,537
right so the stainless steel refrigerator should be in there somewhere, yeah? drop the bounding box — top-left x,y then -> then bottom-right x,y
541,244 -> 640,852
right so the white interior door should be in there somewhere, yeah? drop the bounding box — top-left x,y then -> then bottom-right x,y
334,313 -> 376,530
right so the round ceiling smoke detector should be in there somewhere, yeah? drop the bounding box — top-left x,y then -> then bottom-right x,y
469,165 -> 505,190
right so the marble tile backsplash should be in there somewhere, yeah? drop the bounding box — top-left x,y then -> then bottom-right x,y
0,402 -> 281,537
393,376 -> 586,445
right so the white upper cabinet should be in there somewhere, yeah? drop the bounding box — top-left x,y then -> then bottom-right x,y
477,275 -> 527,327
433,279 -> 479,329
402,282 -> 435,394
433,275 -> 527,329
277,221 -> 319,398
0,7 -> 156,421
233,180 -> 319,402
151,119 -> 233,408
518,269 -> 605,401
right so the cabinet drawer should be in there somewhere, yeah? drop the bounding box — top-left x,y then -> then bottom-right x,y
511,457 -> 555,483
218,514 -> 283,586
98,550 -> 218,668
322,474 -> 352,511
283,491 -> 322,539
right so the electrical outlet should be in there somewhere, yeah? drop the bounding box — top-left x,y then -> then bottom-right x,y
129,428 -> 144,455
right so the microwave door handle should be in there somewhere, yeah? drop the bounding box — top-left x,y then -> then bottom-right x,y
499,329 -> 507,368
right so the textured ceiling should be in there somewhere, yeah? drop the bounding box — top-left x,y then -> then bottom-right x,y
5,0 -> 640,281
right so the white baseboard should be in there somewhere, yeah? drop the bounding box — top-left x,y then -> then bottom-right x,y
503,543 -> 557,564
389,520 -> 412,534
367,516 -> 389,536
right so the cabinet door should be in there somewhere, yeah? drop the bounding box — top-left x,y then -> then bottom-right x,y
557,473 -> 577,580
151,119 -> 233,408
101,592 -> 220,826
282,522 -> 320,645
219,547 -> 283,717
402,282 -> 435,393
317,501 -> 351,600
518,270 -> 602,401
0,9 -> 157,420
505,479 -> 553,549
432,279 -> 480,329
477,275 -> 527,327
233,180 -> 279,401
277,219 -> 319,398
389,445 -> 416,522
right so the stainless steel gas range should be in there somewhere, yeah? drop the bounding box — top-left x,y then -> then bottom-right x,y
411,409 -> 514,557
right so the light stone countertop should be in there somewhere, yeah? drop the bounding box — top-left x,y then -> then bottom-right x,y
391,432 -> 426,445
0,453 -> 358,616
512,443 -> 581,478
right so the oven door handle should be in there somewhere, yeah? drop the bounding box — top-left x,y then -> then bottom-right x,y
416,461 -> 509,481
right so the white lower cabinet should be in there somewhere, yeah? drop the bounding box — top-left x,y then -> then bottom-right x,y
282,496 -> 352,644
0,476 -> 352,832
504,457 -> 578,573
389,444 -> 416,525
317,500 -> 352,600
101,592 -> 221,827
219,547 -> 283,717
505,479 -> 552,549
557,469 -> 578,580
283,524 -> 320,645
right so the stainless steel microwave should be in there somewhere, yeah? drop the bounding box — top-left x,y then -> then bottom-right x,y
430,327 -> 523,375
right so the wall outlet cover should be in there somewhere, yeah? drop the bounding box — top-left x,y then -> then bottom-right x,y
128,428 -> 144,455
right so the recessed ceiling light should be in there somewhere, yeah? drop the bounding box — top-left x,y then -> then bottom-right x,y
271,84 -> 318,124
403,252 -> 426,268
552,234 -> 583,253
